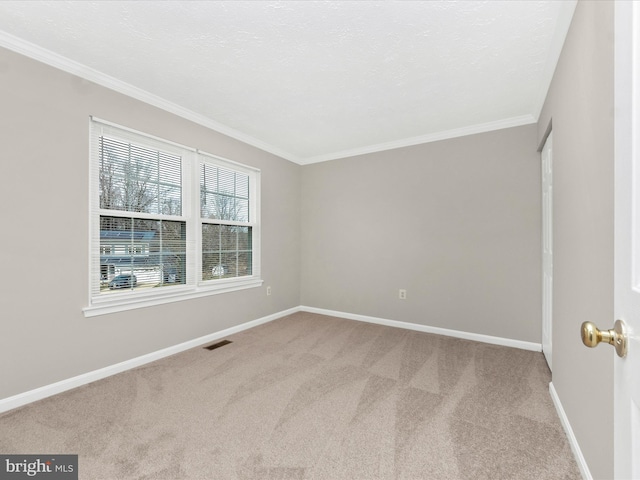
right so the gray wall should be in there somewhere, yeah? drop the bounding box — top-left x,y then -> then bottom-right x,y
300,125 -> 542,343
537,1 -> 614,478
0,46 -> 301,400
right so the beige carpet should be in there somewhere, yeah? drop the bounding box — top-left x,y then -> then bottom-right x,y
0,312 -> 581,479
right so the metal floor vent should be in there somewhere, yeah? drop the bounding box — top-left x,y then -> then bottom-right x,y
204,340 -> 232,351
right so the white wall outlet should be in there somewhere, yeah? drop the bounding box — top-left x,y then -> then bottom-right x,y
399,289 -> 407,300
266,286 -> 272,296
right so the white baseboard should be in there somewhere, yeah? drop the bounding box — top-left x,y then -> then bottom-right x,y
299,306 -> 542,352
0,305 -> 542,415
0,307 -> 299,415
549,382 -> 591,480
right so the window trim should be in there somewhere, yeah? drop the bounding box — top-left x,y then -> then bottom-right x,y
84,117 -> 262,318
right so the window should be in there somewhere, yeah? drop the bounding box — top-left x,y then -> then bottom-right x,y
86,118 -> 261,316
200,162 -> 252,281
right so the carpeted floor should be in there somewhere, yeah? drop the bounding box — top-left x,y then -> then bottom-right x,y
0,312 -> 581,479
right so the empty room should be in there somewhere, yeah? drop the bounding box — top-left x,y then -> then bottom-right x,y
0,1 -> 636,479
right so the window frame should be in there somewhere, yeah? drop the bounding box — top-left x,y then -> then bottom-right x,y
84,117 -> 262,317
198,151 -> 260,286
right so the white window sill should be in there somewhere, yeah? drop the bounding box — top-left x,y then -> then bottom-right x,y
83,277 -> 263,317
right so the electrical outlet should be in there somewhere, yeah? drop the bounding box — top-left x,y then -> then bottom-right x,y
399,289 -> 407,300
266,286 -> 272,296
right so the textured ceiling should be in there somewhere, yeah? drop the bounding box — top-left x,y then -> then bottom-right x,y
0,1 -> 576,164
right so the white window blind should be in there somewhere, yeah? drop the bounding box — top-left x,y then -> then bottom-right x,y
199,157 -> 258,283
99,136 -> 183,215
86,118 -> 261,316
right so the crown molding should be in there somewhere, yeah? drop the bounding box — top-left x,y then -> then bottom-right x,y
0,30 -> 543,167
299,114 -> 537,165
0,31 -> 301,164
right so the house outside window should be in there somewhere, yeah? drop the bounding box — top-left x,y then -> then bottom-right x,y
86,118 -> 261,317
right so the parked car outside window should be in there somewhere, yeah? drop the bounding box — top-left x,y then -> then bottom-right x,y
108,274 -> 137,290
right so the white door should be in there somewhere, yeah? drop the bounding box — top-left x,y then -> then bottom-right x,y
614,2 -> 640,478
542,133 -> 553,371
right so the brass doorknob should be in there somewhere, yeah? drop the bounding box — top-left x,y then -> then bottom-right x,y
580,320 -> 627,358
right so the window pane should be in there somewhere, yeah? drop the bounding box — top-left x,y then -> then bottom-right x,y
201,224 -> 252,280
160,186 -> 182,215
99,136 -> 182,215
100,215 -> 186,293
200,163 -> 249,221
236,198 -> 249,222
238,251 -> 252,276
221,252 -> 237,277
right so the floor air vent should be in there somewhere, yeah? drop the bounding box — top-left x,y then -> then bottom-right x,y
204,340 -> 232,351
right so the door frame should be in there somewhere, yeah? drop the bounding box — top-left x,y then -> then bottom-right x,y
541,131 -> 553,371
